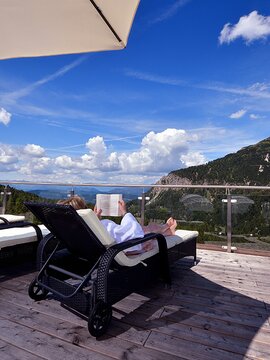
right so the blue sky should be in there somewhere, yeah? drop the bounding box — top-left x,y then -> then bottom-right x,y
1,0 -> 270,184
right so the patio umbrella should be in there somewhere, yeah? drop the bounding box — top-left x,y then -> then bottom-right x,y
0,0 -> 140,60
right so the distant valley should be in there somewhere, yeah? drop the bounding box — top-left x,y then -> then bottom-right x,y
12,185 -> 149,203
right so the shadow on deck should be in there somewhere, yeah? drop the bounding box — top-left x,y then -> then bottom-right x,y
0,250 -> 270,359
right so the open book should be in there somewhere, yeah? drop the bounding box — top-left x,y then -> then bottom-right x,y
96,194 -> 123,217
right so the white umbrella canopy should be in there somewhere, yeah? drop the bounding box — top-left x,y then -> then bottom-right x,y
0,0 -> 140,60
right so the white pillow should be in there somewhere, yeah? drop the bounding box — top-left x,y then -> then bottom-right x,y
0,214 -> 25,224
77,209 -> 115,247
76,209 -> 146,267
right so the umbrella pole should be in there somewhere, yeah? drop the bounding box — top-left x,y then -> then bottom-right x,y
88,0 -> 123,44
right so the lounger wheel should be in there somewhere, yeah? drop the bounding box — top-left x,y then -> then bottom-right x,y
88,301 -> 112,337
28,279 -> 48,301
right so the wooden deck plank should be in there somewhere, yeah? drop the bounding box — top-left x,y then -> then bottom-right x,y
171,269 -> 270,295
170,270 -> 270,302
0,305 -> 181,360
174,265 -> 270,285
125,284 -> 269,318
112,304 -> 270,358
177,263 -> 270,284
0,249 -> 270,360
114,294 -> 270,331
145,331 -> 249,360
0,339 -> 44,360
0,319 -> 112,360
0,290 -> 181,360
114,294 -> 270,343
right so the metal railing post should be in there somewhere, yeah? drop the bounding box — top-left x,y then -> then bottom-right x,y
1,185 -> 11,214
140,192 -> 145,226
226,190 -> 232,253
68,188 -> 75,198
139,192 -> 150,226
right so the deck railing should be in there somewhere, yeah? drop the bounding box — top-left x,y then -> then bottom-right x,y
1,181 -> 270,254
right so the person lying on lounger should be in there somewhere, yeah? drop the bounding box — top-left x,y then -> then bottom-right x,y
57,195 -> 177,254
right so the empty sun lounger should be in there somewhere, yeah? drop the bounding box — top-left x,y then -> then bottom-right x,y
24,202 -> 198,337
0,215 -> 50,262
0,214 -> 27,229
0,225 -> 50,250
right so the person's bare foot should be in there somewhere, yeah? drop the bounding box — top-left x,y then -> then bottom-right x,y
166,217 -> 175,227
170,219 -> 177,234
163,218 -> 177,235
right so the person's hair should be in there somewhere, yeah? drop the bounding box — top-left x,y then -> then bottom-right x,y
57,195 -> 87,210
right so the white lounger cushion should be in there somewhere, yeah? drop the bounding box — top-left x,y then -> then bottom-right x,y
77,209 -> 116,246
0,225 -> 50,250
0,214 -> 26,224
77,209 -> 198,267
174,229 -> 199,244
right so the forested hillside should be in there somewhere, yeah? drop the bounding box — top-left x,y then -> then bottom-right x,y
0,185 -> 49,215
169,137 -> 270,186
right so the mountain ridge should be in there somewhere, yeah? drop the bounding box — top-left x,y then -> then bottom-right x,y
150,137 -> 270,201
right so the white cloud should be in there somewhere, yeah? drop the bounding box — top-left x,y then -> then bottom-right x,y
0,129 -> 208,182
117,128 -> 204,173
86,136 -> 107,157
82,136 -> 113,171
0,107 -> 11,125
55,155 -> 74,169
24,144 -> 45,157
0,145 -> 18,164
201,81 -> 270,100
125,70 -> 184,86
20,157 -> 53,175
150,0 -> 191,24
2,56 -> 87,105
229,109 -> 247,119
1,126 -> 262,184
125,69 -> 270,102
248,82 -> 270,92
0,163 -> 17,172
180,152 -> 206,167
219,11 -> 270,44
101,152 -> 121,172
249,114 -> 261,120
0,154 -> 17,165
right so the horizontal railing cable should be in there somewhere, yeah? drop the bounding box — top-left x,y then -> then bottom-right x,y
1,181 -> 270,191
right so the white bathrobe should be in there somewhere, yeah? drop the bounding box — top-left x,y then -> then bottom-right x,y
101,213 -> 144,252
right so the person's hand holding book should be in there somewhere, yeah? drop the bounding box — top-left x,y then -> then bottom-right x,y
94,205 -> 102,219
94,199 -> 127,219
95,194 -> 123,217
118,200 -> 127,216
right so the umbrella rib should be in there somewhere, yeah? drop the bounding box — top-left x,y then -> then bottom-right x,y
88,0 -> 124,45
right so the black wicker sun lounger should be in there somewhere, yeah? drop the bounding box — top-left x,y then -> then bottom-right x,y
24,202 -> 197,337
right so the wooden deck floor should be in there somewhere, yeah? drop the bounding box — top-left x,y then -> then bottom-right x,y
0,249 -> 270,360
